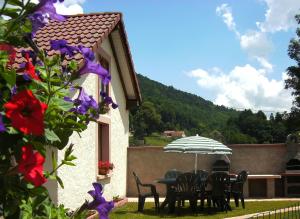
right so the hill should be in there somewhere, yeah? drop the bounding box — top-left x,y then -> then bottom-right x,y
130,74 -> 239,138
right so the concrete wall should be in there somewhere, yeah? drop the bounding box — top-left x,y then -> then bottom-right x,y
45,38 -> 129,210
127,144 -> 287,197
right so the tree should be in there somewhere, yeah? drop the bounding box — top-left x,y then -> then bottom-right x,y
285,13 -> 300,133
132,101 -> 161,138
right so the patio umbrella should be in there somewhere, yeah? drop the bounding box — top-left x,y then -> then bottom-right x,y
164,135 -> 232,172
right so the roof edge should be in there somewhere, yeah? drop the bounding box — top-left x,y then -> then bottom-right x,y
116,18 -> 142,104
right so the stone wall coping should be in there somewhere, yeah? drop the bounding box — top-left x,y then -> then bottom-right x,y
229,143 -> 286,147
248,174 -> 282,179
128,144 -> 287,150
128,146 -> 163,150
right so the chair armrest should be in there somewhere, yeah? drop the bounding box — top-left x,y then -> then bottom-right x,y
141,183 -> 155,187
140,183 -> 157,194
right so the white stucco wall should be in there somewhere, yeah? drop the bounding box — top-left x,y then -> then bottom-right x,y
100,39 -> 129,200
45,38 -> 129,210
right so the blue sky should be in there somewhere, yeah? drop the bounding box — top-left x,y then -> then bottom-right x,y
56,0 -> 300,113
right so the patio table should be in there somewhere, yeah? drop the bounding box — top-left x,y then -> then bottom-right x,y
154,178 -> 177,210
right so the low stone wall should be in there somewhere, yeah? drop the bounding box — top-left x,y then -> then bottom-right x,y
126,144 -> 287,197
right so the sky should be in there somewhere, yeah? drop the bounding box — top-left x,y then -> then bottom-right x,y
54,0 -> 300,114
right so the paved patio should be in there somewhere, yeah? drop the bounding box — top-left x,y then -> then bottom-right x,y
127,197 -> 300,202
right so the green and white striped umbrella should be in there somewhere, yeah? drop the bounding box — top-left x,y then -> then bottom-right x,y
164,135 -> 232,172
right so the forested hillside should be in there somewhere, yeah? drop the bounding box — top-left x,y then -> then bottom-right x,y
130,74 -> 289,144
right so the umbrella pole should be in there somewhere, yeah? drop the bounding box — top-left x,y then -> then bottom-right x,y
194,154 -> 198,174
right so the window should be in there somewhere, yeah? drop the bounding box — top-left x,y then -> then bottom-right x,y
98,122 -> 110,165
98,55 -> 110,101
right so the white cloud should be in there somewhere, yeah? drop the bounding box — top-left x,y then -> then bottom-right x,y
188,65 -> 292,112
240,31 -> 273,59
55,0 -> 85,15
255,56 -> 273,72
216,3 -> 240,37
216,1 -> 300,70
257,0 -> 300,33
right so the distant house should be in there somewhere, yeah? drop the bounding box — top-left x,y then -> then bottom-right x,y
15,13 -> 141,209
163,130 -> 186,138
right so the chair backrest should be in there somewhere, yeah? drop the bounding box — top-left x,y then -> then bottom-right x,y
211,172 -> 229,197
133,171 -> 142,195
236,170 -> 248,183
174,172 -> 198,194
165,169 -> 182,179
232,170 -> 248,193
195,170 -> 209,191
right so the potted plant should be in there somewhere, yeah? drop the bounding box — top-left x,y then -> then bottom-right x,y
98,161 -> 114,175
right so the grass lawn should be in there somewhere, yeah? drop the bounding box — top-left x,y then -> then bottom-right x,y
110,201 -> 298,219
144,136 -> 173,146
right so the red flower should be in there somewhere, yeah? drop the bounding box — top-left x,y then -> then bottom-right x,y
24,53 -> 40,80
18,145 -> 47,187
4,90 -> 47,135
0,43 -> 16,66
98,161 -> 114,170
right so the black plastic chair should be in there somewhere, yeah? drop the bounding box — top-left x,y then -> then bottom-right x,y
165,169 -> 184,207
133,171 -> 159,212
195,170 -> 209,208
209,172 -> 231,212
231,170 -> 248,208
169,172 -> 198,214
165,169 -> 182,179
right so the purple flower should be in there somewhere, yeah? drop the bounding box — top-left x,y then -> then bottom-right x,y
37,0 -> 66,21
29,0 -> 65,36
66,88 -> 99,117
87,183 -> 114,219
78,45 -> 95,61
23,73 -> 32,81
76,88 -> 98,114
111,103 -> 118,109
78,58 -> 111,85
11,85 -> 17,96
28,12 -> 47,37
0,115 -> 6,132
100,92 -> 118,109
63,96 -> 73,102
50,40 -> 78,57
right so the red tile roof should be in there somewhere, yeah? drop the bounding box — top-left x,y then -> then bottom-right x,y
14,12 -> 141,104
15,12 -> 121,66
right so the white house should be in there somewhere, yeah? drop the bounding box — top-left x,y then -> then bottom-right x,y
26,13 -> 141,209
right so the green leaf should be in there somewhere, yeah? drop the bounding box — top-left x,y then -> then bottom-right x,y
7,0 -> 23,7
1,69 -> 16,88
62,160 -> 76,166
31,79 -> 49,93
56,175 -> 64,189
68,60 -> 78,71
65,155 -> 77,161
1,8 -> 20,18
45,128 -> 61,143
52,97 -> 74,112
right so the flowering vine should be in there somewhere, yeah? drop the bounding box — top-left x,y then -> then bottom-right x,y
0,0 -> 117,218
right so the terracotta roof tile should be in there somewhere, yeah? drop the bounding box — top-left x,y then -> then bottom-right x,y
15,12 -> 121,66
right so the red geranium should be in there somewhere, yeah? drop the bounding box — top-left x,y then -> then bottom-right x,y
24,52 -> 40,80
18,145 -> 47,187
4,89 -> 47,135
0,43 -> 16,66
98,161 -> 114,170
